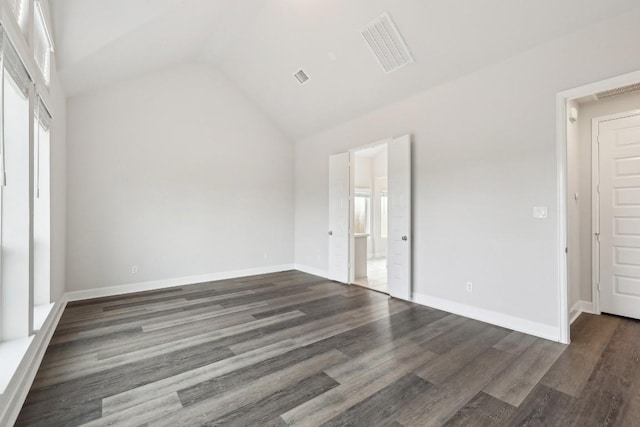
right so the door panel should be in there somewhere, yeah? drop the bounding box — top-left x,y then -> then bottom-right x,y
599,112 -> 640,319
387,135 -> 411,300
328,153 -> 350,283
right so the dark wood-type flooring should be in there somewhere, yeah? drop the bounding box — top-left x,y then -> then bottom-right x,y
15,270 -> 640,426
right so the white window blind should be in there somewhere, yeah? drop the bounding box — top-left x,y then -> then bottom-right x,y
33,1 -> 54,84
36,96 -> 52,131
0,26 -> 32,97
0,25 -> 33,187
34,96 -> 51,198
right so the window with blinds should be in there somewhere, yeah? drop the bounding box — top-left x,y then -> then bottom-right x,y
0,29 -> 32,99
33,1 -> 54,84
8,0 -> 29,31
0,23 -> 35,345
0,12 -> 55,393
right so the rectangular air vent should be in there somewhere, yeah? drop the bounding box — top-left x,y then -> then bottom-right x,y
595,82 -> 640,100
294,69 -> 310,85
361,12 -> 414,73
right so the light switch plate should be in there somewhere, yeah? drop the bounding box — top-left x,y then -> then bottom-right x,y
533,206 -> 548,219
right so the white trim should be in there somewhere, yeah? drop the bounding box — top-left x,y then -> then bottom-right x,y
65,265 -> 296,302
0,295 -> 67,427
592,117 -> 601,315
570,300 -> 595,324
412,292 -> 561,342
0,338 -> 33,394
32,302 -> 54,331
556,94 -> 570,344
294,264 -> 329,279
556,68 -> 640,345
349,150 -> 355,284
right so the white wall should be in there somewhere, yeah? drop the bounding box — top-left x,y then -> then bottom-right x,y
66,62 -> 294,292
49,68 -> 67,302
576,91 -> 640,304
294,9 -> 640,332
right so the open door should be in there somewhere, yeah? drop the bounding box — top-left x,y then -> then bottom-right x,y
328,153 -> 350,283
598,111 -> 640,319
387,135 -> 412,300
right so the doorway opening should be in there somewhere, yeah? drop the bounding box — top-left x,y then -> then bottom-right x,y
328,134 -> 411,301
352,143 -> 389,294
559,70 -> 640,344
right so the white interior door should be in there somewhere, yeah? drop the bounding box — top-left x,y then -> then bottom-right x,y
599,111 -> 640,319
387,135 -> 411,300
328,152 -> 350,283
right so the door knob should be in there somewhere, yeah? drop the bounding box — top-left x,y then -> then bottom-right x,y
328,231 -> 333,236
402,236 -> 408,241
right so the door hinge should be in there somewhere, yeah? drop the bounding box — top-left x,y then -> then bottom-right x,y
596,184 -> 600,194
565,247 -> 568,254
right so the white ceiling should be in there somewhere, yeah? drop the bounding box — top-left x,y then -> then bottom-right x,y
52,0 -> 640,139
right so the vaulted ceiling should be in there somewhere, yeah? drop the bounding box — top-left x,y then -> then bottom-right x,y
52,0 -> 640,139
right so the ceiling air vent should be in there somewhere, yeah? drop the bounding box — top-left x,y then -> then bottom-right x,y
294,69 -> 310,85
594,82 -> 640,100
361,12 -> 414,73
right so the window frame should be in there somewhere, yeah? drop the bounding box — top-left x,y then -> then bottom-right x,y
32,0 -> 53,85
0,0 -> 56,341
7,0 -> 29,34
0,0 -> 56,395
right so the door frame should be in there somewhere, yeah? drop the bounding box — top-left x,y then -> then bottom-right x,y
556,69 -> 640,344
348,138 -> 392,285
591,109 -> 640,317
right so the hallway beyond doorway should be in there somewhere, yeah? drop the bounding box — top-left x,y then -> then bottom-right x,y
353,257 -> 387,293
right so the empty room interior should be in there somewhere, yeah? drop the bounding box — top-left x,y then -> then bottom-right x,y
1,0 -> 640,426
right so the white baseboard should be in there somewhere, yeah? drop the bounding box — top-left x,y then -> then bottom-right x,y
412,292 -> 561,342
0,296 -> 67,427
293,264 -> 329,279
570,300 -> 595,324
65,264 -> 296,302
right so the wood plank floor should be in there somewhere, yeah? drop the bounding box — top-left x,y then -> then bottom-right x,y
15,270 -> 640,426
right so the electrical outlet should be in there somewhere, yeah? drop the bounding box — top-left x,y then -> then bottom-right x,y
132,265 -> 138,274
263,252 -> 269,260
466,281 -> 474,293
